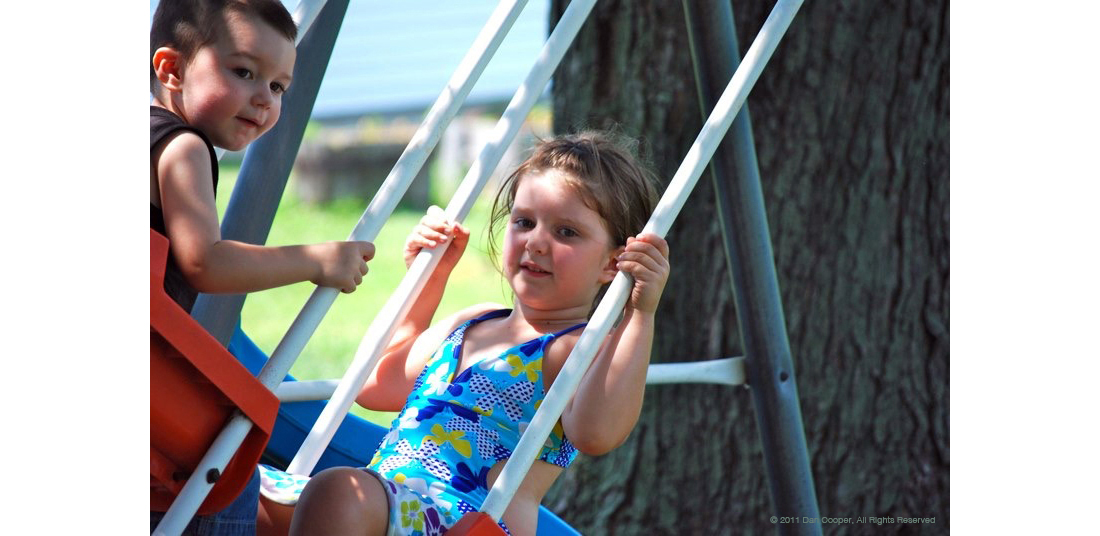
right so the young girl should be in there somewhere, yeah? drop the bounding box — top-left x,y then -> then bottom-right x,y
290,132 -> 670,536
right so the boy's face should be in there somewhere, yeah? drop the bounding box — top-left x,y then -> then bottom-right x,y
176,12 -> 295,151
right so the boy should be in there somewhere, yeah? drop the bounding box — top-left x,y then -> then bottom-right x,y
149,1 -> 372,533
151,0 -> 374,313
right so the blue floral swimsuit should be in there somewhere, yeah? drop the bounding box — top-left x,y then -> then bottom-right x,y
366,309 -> 583,535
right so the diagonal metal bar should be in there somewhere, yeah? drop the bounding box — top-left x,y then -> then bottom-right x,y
683,1 -> 821,532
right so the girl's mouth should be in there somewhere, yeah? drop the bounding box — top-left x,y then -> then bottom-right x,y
521,261 -> 550,276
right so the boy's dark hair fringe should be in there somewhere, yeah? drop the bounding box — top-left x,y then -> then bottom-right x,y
150,0 -> 297,92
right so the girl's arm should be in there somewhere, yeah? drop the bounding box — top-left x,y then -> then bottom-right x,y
561,233 -> 670,455
156,132 -> 375,294
356,206 -> 479,410
395,205 -> 472,341
357,302 -> 501,411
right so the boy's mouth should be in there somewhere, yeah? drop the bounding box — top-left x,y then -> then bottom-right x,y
237,116 -> 262,128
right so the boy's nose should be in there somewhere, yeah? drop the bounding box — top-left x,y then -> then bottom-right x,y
252,86 -> 275,108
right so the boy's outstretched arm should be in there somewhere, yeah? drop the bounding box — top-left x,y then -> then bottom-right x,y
156,132 -> 374,294
561,233 -> 670,455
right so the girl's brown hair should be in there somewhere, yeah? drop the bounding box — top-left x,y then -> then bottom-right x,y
488,131 -> 661,261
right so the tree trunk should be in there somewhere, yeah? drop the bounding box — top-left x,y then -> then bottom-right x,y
544,1 -> 949,535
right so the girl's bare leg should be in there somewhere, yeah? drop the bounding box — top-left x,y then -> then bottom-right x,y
288,467 -> 390,536
257,493 -> 295,536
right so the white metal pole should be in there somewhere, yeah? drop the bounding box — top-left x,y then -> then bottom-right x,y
274,356 -> 746,404
645,357 -> 746,386
275,379 -> 341,402
478,0 -> 805,521
286,0 -> 600,476
292,0 -> 328,44
275,355 -> 745,404
255,0 -> 530,392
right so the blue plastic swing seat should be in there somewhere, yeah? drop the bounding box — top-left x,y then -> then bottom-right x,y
227,327 -> 580,536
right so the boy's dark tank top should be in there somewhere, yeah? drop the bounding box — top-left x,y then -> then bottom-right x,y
150,106 -> 219,312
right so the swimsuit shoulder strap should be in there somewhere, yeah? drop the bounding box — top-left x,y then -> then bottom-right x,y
548,321 -> 586,339
470,308 -> 511,324
443,308 -> 510,341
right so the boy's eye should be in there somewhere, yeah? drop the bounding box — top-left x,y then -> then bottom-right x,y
232,68 -> 254,80
270,82 -> 286,95
557,227 -> 579,238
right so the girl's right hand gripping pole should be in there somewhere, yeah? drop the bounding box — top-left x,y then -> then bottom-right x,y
446,512 -> 508,536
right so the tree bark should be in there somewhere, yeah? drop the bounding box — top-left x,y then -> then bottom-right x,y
544,1 -> 949,534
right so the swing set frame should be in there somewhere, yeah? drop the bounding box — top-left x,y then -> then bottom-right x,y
150,0 -> 820,534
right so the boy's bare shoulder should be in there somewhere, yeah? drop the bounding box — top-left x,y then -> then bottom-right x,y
156,129 -> 210,160
155,129 -> 214,177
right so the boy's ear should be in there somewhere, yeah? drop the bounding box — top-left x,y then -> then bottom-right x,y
152,47 -> 185,91
599,245 -> 625,284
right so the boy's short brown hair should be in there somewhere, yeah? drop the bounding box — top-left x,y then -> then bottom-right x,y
150,0 -> 297,91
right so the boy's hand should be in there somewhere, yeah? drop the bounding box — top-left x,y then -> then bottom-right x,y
310,240 -> 375,293
404,205 -> 470,271
616,233 -> 670,314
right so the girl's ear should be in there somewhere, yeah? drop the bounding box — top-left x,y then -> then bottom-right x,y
599,245 -> 625,284
152,47 -> 185,91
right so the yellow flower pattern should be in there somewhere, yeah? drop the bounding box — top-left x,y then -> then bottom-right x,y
400,499 -> 424,531
507,354 -> 541,382
424,423 -> 472,458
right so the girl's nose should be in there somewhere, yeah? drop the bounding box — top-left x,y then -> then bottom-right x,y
525,227 -> 548,255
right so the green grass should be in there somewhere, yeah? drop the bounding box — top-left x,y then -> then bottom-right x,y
216,162 -> 510,426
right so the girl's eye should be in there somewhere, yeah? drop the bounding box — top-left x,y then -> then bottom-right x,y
557,227 -> 579,238
513,217 -> 534,229
232,68 -> 254,80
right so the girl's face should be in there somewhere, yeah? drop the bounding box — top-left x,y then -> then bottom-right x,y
502,170 -> 621,313
175,12 -> 295,151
